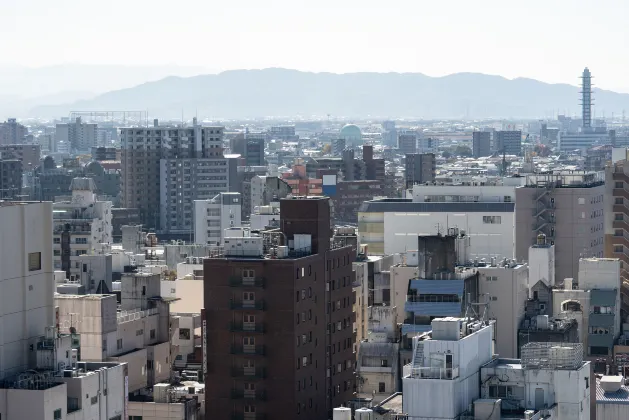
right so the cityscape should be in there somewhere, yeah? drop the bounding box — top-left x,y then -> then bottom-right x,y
6,2 -> 629,420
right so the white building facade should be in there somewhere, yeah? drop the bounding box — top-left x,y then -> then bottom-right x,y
193,192 -> 241,245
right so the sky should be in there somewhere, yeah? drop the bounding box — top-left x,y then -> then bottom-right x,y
3,0 -> 629,91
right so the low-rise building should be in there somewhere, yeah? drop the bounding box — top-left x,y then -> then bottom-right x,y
193,192 -> 241,245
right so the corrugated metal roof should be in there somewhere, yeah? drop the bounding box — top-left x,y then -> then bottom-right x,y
409,279 -> 465,296
401,324 -> 432,335
404,301 -> 463,316
358,200 -> 515,213
596,380 -> 629,405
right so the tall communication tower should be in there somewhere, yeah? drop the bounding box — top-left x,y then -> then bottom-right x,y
580,67 -> 593,130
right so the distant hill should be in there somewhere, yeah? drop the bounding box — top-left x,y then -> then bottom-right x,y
29,68 -> 629,119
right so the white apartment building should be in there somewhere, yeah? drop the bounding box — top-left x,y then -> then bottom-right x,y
417,137 -> 439,154
358,199 -> 515,259
250,202 -> 280,230
402,317 -> 495,419
53,178 -> 112,277
55,117 -> 97,151
478,260 -> 529,359
193,192 -> 241,245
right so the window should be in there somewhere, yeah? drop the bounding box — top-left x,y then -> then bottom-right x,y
244,314 -> 255,323
179,328 -> 191,340
615,245 -> 624,253
91,395 -> 98,405
150,329 -> 156,339
482,216 -> 501,224
243,337 -> 255,346
116,339 -> 122,350
54,409 -> 62,420
136,329 -> 143,336
616,197 -> 624,205
585,377 -> 589,389
28,252 -> 41,271
616,181 -> 624,188
381,359 -> 389,367
53,237 -> 60,244
303,356 -> 308,367
578,197 -> 585,205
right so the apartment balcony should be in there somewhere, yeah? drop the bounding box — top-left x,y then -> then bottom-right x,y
230,345 -> 266,356
229,276 -> 266,288
231,389 -> 267,401
408,366 -> 459,380
614,188 -> 629,202
230,299 -> 266,310
230,322 -> 266,333
613,220 -> 629,232
231,367 -> 267,379
614,204 -> 629,214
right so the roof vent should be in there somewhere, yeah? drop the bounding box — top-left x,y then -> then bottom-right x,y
601,376 -> 623,393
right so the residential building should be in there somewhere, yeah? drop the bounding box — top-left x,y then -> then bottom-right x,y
203,196 -> 356,419
332,179 -> 383,223
0,158 -> 22,199
356,306 -> 399,403
552,258 -> 621,358
605,158 -> 629,319
472,131 -> 491,158
250,202 -> 281,230
515,172 -> 605,282
417,137 -> 439,155
0,118 -> 28,145
91,146 -> 119,161
518,317 -> 579,356
479,343 -> 590,419
494,130 -> 522,155
56,117 -> 98,151
0,143 -> 40,170
52,178 -> 112,277
120,120 -> 227,230
397,131 -> 417,155
246,175 -> 292,218
193,192 -> 242,245
382,121 -> 397,147
402,317 -> 495,419
32,157 -> 84,201
332,138 -> 346,156
477,259 -> 528,358
245,133 -> 266,166
357,198 -> 515,259
269,125 -> 297,141
404,153 -> 435,189
363,145 -> 386,183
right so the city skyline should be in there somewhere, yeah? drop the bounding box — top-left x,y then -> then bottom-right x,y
4,0 -> 629,91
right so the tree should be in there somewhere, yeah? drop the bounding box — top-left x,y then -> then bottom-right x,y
442,150 -> 452,159
454,145 -> 472,157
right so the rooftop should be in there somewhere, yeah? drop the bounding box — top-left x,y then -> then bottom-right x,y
596,376 -> 629,405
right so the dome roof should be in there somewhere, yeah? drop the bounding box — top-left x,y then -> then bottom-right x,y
340,124 -> 362,138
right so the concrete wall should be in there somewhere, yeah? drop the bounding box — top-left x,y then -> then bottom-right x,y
411,185 -> 517,203
128,401 -> 189,420
109,348 -> 147,393
0,383 -> 67,420
391,265 -> 419,325
0,202 -> 54,379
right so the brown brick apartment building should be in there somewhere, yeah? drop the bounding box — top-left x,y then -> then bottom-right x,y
204,196 -> 356,420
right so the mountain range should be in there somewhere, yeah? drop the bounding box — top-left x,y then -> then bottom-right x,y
18,68 -> 629,119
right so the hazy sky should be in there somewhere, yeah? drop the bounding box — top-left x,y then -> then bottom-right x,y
4,0 -> 629,90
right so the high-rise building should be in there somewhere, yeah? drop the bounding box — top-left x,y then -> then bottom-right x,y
581,67 -> 593,130
245,134 -> 266,166
397,130 -> 417,155
120,120 -> 227,231
404,153 -> 435,189
0,158 -> 22,199
331,138 -> 346,156
472,131 -> 491,157
515,172 -> 605,282
203,196 -> 356,420
0,118 -> 28,145
417,137 -> 439,154
194,192 -> 242,245
0,144 -> 40,170
55,117 -> 98,151
494,130 -> 522,155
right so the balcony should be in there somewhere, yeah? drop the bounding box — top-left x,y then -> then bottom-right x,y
230,299 -> 266,310
230,322 -> 266,333
229,276 -> 265,288
231,367 -> 267,379
231,345 -> 266,355
231,389 -> 267,401
408,366 -> 459,380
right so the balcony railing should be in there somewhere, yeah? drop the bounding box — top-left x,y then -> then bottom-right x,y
231,389 -> 267,401
231,345 -> 266,355
230,299 -> 266,310
409,366 -> 459,380
230,322 -> 266,333
231,367 -> 267,378
229,276 -> 265,288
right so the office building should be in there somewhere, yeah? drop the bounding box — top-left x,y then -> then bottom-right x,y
0,143 -> 40,170
472,131 -> 491,157
515,172 -> 605,282
120,120 -> 227,231
582,67 -> 593,130
382,120 -> 397,147
0,158 -> 22,199
363,145 -> 385,183
91,146 -> 119,161
193,192 -> 242,245
245,175 -> 292,218
397,131 -> 417,155
494,130 -> 522,155
417,137 -> 438,154
0,118 -> 28,145
269,125 -> 297,141
52,178 -> 113,277
404,153 -> 435,189
203,197 -> 356,419
55,117 -> 98,151
245,133 -> 266,166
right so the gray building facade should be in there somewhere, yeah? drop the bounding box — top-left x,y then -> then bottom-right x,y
472,131 -> 491,158
405,153 -> 436,189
